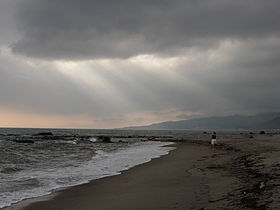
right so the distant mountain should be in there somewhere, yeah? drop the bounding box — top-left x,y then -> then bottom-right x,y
262,116 -> 280,129
123,112 -> 280,130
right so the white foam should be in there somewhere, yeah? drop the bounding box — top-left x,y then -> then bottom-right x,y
89,137 -> 97,143
0,141 -> 175,209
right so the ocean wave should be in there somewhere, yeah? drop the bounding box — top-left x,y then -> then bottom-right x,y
0,141 -> 175,209
89,137 -> 97,143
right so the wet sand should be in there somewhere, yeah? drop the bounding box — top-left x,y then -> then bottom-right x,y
5,134 -> 280,209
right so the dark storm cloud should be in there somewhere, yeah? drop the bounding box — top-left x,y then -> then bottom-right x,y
177,38 -> 280,115
1,0 -> 280,128
0,0 -> 19,45
12,0 -> 280,59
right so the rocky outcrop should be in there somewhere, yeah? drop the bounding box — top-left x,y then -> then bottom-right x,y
34,132 -> 54,136
97,136 -> 112,143
13,139 -> 34,144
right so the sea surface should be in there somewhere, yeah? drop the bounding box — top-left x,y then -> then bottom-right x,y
0,128 -> 191,208
0,127 -> 257,208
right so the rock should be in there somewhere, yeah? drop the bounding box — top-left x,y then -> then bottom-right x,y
259,131 -> 266,134
34,132 -> 53,136
97,136 -> 112,143
14,140 -> 34,144
119,140 -> 126,143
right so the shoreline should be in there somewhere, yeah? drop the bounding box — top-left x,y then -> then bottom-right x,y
4,135 -> 280,209
4,140 -> 233,210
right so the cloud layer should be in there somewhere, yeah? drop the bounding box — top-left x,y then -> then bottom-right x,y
12,0 -> 280,59
0,0 -> 280,128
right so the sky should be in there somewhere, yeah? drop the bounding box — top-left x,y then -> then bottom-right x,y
0,0 -> 280,129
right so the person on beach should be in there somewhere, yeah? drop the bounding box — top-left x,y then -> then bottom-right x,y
211,132 -> 217,151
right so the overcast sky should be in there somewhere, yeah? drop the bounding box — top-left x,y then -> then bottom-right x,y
0,0 -> 279,128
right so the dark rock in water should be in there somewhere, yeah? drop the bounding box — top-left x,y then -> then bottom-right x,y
249,136 -> 254,139
34,132 -> 53,136
259,131 -> 266,134
14,140 -> 34,144
97,136 -> 112,143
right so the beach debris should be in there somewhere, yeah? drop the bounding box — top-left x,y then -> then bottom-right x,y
207,164 -> 225,169
198,156 -> 209,161
259,181 -> 265,189
230,153 -> 273,209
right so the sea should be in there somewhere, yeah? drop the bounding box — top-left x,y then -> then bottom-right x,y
0,128 -> 197,209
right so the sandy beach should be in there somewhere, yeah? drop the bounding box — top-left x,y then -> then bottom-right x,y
5,134 -> 280,210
